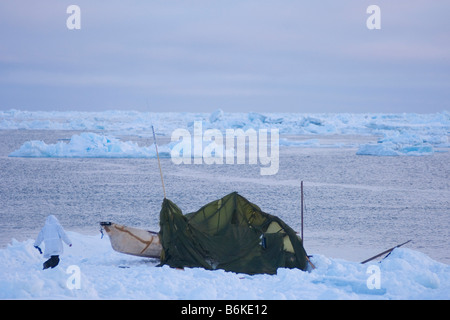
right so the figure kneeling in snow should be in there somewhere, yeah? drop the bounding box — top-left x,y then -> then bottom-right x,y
34,215 -> 72,270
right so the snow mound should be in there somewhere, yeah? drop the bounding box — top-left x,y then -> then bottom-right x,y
1,232 -> 449,299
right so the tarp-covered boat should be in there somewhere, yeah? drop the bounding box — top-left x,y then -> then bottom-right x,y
101,192 -> 310,274
159,192 -> 309,274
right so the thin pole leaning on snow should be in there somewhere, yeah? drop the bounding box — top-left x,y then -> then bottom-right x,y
361,240 -> 412,264
152,125 -> 166,199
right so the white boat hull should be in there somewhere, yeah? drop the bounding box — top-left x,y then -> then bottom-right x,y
100,222 -> 162,258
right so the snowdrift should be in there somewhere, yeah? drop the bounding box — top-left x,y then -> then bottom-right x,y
1,231 -> 449,299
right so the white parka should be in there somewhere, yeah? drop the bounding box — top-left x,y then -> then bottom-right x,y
34,215 -> 72,258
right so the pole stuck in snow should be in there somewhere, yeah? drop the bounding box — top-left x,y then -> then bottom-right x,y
300,181 -> 315,270
152,125 -> 166,199
301,180 -> 304,241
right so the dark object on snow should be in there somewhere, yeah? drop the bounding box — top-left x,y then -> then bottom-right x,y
43,255 -> 60,269
158,192 -> 309,275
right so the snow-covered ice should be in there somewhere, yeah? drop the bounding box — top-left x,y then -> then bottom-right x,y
1,109 -> 449,140
356,131 -> 443,156
4,109 -> 449,157
0,231 -> 448,299
8,132 -> 174,159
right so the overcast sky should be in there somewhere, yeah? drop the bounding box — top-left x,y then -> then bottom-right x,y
0,1 -> 449,113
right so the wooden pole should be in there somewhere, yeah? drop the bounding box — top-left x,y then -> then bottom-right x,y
152,126 -> 166,199
301,180 -> 304,241
306,255 -> 316,270
300,180 -> 315,270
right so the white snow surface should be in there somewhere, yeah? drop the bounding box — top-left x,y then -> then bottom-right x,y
1,231 -> 448,300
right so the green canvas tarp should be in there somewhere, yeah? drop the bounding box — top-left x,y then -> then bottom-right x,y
158,192 -> 308,275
